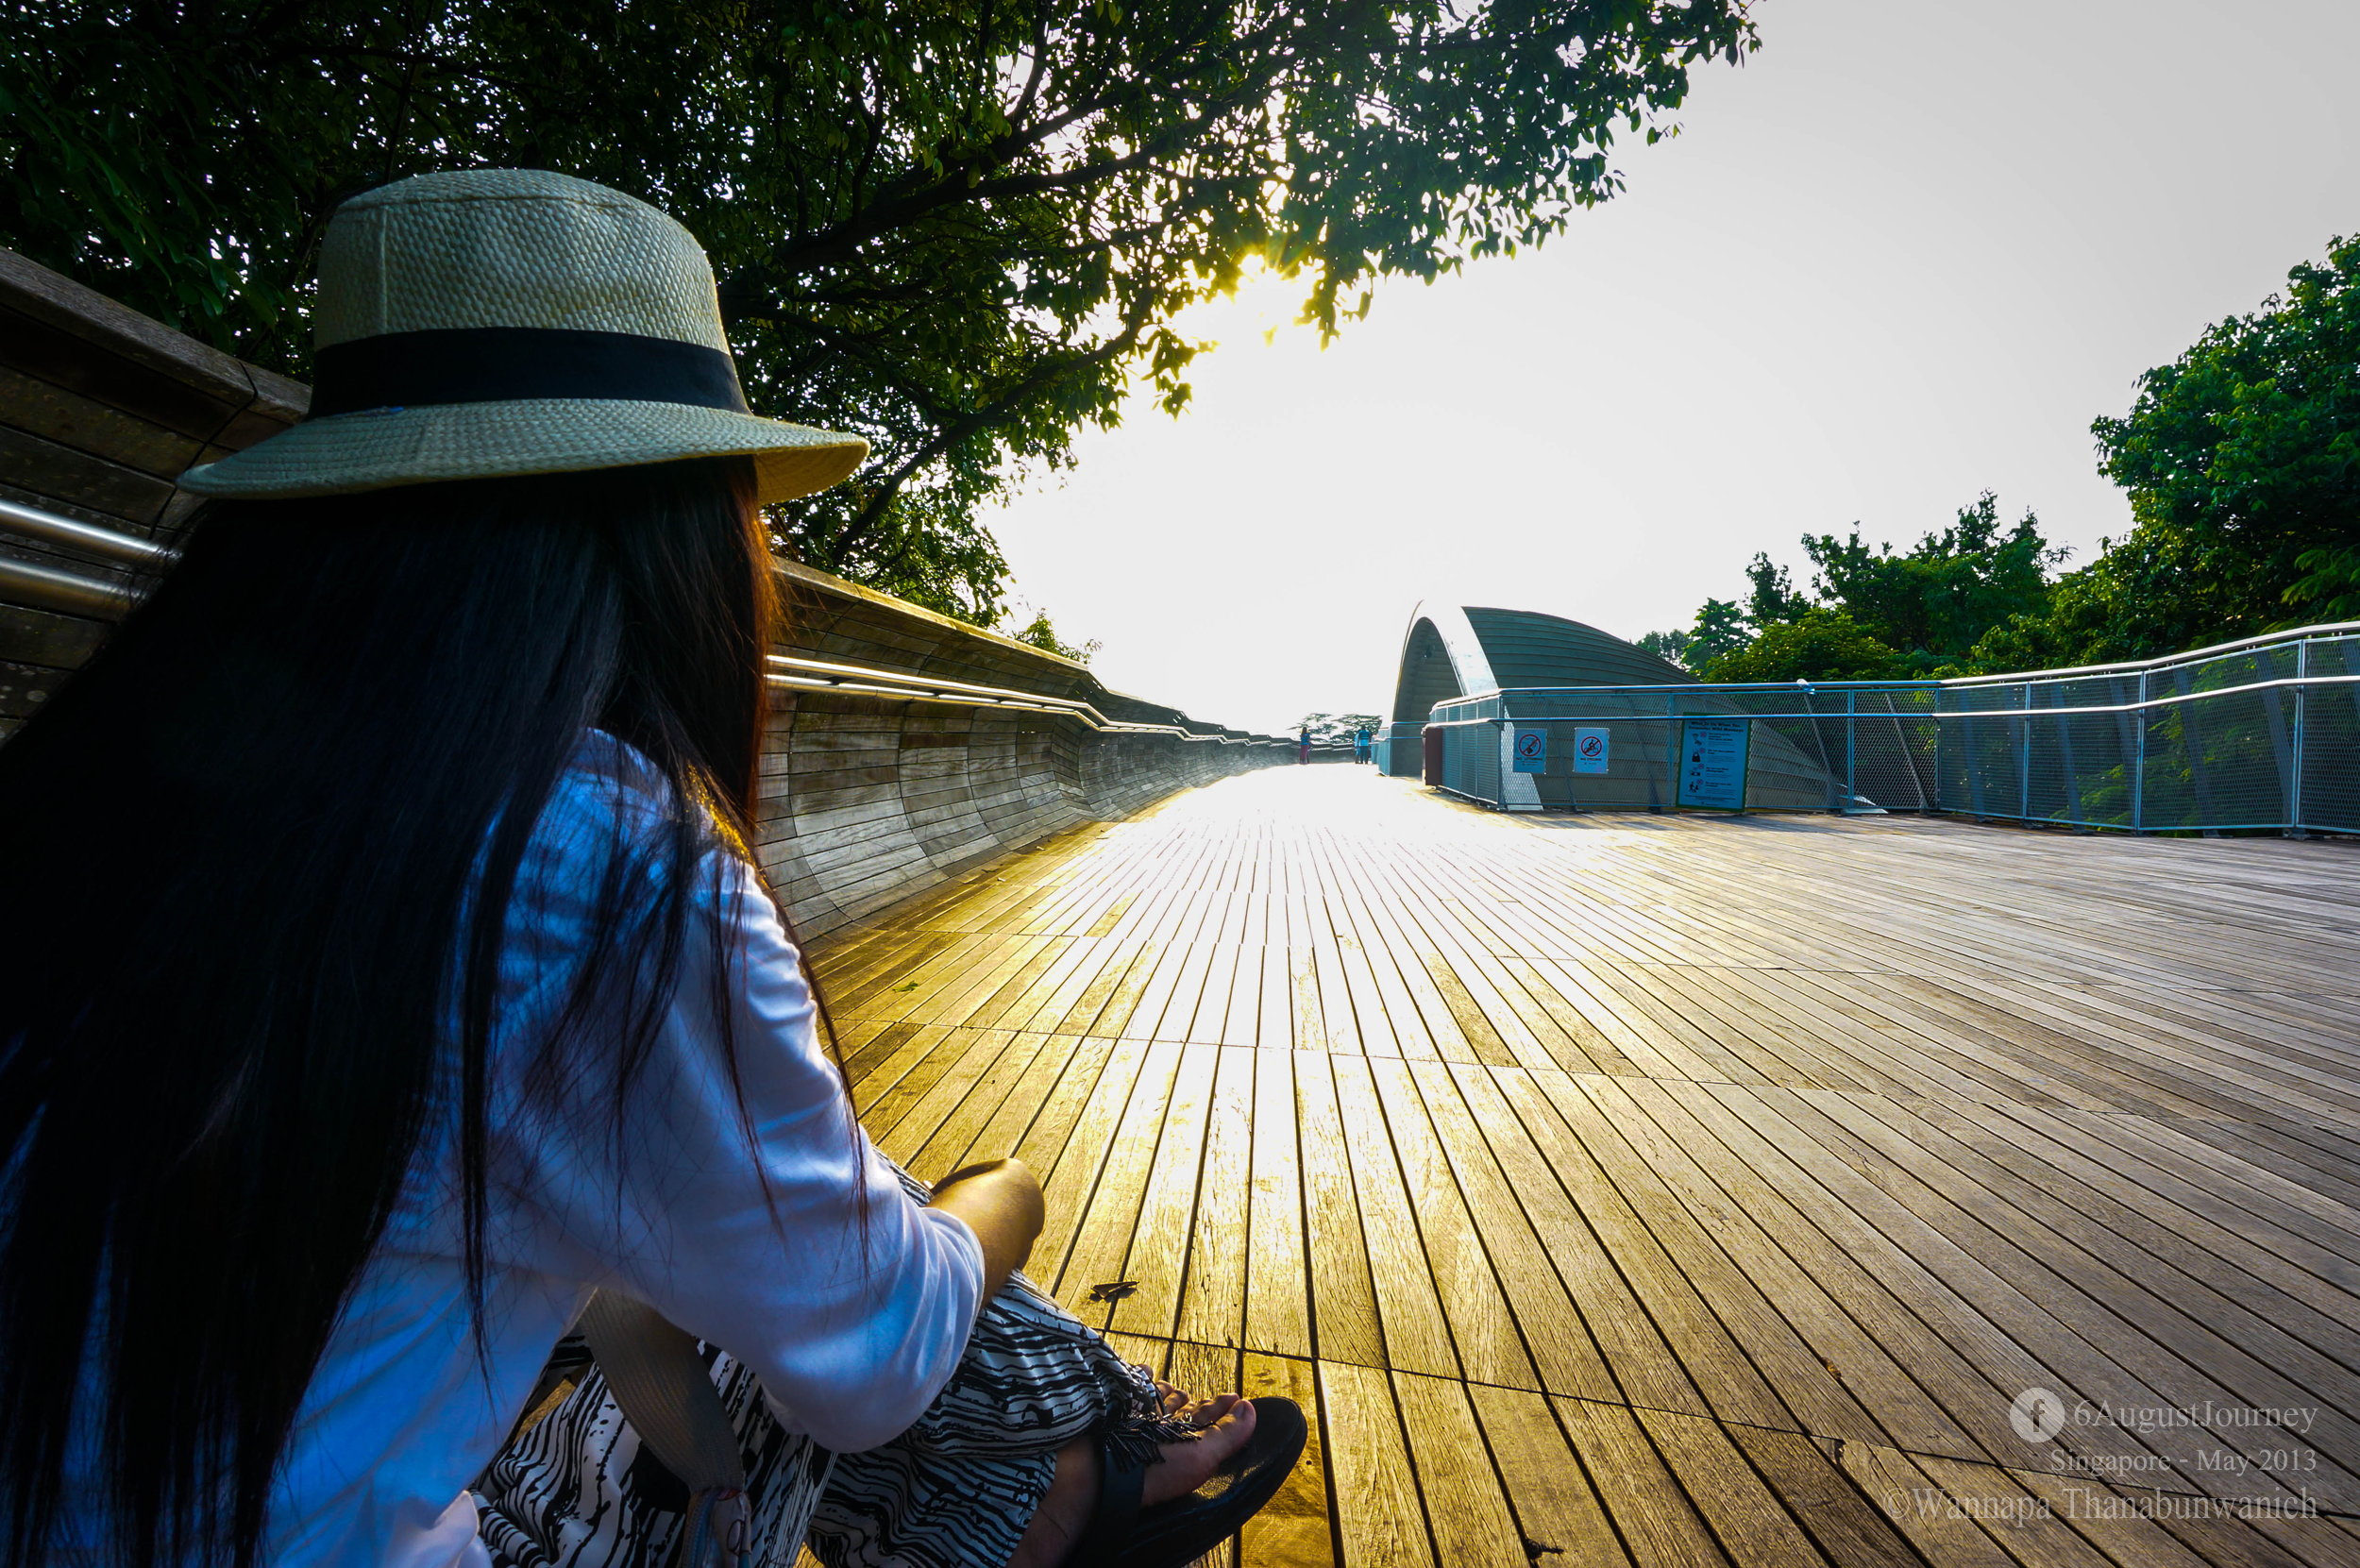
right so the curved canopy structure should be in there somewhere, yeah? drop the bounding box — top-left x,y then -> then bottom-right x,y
1380,602 -> 1860,813
1389,602 -> 1687,724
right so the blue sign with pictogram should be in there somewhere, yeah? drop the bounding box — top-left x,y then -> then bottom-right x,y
1573,726 -> 1610,775
1511,727 -> 1547,773
1676,717 -> 1750,809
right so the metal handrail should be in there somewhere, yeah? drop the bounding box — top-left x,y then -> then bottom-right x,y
1435,618 -> 2360,722
1936,618 -> 2360,685
0,497 -> 177,567
1483,678 -> 1943,693
1436,620 -> 2360,718
0,554 -> 138,618
0,497 -> 171,618
765,653 -> 1284,743
1436,672 -> 2360,725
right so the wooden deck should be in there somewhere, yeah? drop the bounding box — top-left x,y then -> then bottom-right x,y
807,767 -> 2360,1568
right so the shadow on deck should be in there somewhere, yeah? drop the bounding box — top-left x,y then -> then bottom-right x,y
809,767 -> 2360,1568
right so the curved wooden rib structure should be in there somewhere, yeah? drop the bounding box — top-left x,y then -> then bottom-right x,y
1385,600 -> 1859,811
0,246 -> 1291,936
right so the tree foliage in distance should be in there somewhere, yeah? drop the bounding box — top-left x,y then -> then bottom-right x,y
1978,234 -> 2360,668
1696,607 -> 1897,684
1631,628 -> 1687,666
1640,236 -> 2359,681
1636,494 -> 2065,681
1636,597 -> 1744,672
1001,606 -> 1100,664
1799,493 -> 2065,676
1691,598 -> 1752,666
1295,712 -> 1379,743
1741,552 -> 1809,627
1634,556 -> 1815,673
4,0 -> 1756,621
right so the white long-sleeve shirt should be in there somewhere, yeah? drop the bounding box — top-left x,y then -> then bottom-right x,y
61,735 -> 984,1568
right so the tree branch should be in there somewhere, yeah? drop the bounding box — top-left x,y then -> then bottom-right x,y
833,295 -> 1163,559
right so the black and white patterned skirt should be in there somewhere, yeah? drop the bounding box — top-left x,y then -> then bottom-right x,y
474,1170 -> 1191,1568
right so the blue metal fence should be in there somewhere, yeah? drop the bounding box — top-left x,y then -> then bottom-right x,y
1404,623 -> 2360,835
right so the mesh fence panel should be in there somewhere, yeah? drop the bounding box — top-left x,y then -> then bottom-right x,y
1935,683 -> 2026,818
2132,644 -> 2296,831
2004,673 -> 2139,826
2301,635 -> 2360,832
1850,691 -> 1939,811
1438,721 -> 1501,804
1407,629 -> 2356,831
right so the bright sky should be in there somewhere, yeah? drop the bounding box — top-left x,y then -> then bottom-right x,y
982,0 -> 2360,735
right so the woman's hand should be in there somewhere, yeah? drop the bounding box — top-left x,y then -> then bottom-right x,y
930,1159 -> 1045,1302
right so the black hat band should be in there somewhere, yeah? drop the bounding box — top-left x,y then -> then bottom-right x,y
309,327 -> 750,418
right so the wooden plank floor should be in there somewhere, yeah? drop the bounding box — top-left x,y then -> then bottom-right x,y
807,767 -> 2360,1568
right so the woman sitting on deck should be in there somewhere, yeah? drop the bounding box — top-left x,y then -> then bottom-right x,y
0,170 -> 1301,1568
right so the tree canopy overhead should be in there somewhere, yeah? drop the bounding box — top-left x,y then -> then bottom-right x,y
5,0 -> 1756,618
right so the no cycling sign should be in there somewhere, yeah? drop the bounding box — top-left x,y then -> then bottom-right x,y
1514,725 -> 1610,779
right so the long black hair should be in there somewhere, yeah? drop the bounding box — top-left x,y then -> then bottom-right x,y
0,455 -> 803,1568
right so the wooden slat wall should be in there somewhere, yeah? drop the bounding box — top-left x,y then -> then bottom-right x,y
755,683 -> 1291,939
773,560 -> 1268,739
0,247 -> 308,737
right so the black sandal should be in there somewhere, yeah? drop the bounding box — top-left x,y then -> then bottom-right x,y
1067,1397 -> 1308,1568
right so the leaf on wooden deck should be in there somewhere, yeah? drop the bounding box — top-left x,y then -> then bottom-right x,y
1087,1279 -> 1140,1303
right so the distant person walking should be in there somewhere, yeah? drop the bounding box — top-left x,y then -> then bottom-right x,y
1354,726 -> 1372,764
1298,727 -> 1313,765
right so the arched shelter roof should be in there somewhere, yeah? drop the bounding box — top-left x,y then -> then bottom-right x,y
1389,602 -> 1682,722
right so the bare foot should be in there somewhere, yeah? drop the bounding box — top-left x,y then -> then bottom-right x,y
1006,1391 -> 1259,1568
1141,1393 -> 1255,1505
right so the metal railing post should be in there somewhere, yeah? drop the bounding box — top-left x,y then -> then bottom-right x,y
1665,693 -> 1677,811
2288,639 -> 2308,837
1925,689 -> 1940,810
1800,687 -> 1832,811
2132,670 -> 2147,833
2018,682 -> 2032,821
1846,689 -> 1857,808
1964,694 -> 1986,818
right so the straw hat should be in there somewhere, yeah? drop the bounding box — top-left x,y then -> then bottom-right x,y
179,169 -> 868,505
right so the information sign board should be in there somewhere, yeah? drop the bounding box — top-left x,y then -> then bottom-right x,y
1511,727 -> 1547,774
1572,727 -> 1610,775
1677,717 -> 1750,809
